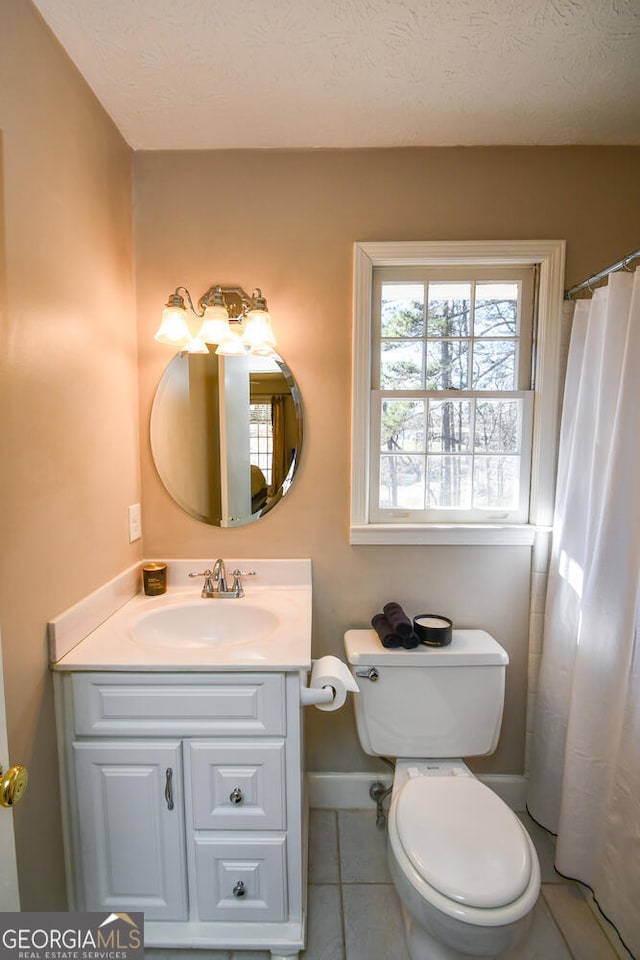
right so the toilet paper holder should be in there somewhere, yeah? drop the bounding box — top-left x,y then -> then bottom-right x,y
299,656 -> 359,710
299,685 -> 335,707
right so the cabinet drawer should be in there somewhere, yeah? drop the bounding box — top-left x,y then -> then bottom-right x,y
188,740 -> 285,830
193,835 -> 286,922
72,673 -> 285,736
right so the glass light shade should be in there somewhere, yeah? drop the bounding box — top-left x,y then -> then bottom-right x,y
242,309 -> 277,348
215,330 -> 246,356
196,304 -> 231,344
184,337 -> 209,355
154,305 -> 192,346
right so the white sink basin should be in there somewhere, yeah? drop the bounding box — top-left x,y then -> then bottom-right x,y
129,601 -> 281,649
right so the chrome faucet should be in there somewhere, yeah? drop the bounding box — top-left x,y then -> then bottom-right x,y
212,558 -> 228,593
188,559 -> 255,598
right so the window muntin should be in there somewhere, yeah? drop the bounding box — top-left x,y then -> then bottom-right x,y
370,266 -> 534,523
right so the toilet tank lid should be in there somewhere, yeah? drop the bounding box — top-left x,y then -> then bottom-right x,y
344,629 -> 509,666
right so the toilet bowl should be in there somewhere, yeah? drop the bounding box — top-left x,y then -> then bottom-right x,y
343,628 -> 541,960
387,762 -> 540,959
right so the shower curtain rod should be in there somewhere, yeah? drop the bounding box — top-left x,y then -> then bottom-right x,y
564,248 -> 640,300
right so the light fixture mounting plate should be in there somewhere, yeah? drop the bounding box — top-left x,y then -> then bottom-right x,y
199,285 -> 251,319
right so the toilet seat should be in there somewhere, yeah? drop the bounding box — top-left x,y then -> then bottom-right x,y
396,776 -> 532,909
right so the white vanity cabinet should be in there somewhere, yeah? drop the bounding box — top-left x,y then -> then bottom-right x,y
54,669 -> 306,959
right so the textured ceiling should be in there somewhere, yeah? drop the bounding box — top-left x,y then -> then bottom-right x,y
32,0 -> 640,150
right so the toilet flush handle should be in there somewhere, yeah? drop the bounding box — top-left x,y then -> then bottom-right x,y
355,667 -> 379,681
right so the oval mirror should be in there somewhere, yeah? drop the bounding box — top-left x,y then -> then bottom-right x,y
151,350 -> 303,526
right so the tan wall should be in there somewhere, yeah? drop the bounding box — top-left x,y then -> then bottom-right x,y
0,0 -> 139,908
135,146 -> 640,780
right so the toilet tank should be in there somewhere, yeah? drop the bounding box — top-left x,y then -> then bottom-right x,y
344,629 -> 509,758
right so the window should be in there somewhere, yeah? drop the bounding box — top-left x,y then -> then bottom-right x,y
351,241 -> 566,545
373,266 -> 534,523
249,402 -> 274,487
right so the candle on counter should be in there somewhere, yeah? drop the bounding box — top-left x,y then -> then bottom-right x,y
142,562 -> 167,596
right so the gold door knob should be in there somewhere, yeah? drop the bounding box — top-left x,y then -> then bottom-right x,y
0,764 -> 28,807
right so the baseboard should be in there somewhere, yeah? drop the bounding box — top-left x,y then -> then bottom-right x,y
479,774 -> 528,810
307,771 -> 528,811
307,772 -> 393,810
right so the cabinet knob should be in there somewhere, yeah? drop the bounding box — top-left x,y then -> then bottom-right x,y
229,787 -> 244,805
233,881 -> 246,898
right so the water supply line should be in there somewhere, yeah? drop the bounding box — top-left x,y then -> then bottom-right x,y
369,757 -> 396,828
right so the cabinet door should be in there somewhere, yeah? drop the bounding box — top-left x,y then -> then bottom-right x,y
73,740 -> 187,921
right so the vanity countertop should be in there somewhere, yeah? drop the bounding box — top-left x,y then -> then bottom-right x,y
49,559 -> 312,673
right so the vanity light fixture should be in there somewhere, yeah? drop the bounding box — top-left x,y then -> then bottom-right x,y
154,284 -> 276,356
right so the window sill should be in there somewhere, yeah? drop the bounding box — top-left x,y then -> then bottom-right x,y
350,524 -> 539,546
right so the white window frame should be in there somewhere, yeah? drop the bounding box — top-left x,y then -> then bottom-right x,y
351,240 -> 566,545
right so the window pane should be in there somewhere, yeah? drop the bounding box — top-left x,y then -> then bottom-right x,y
380,455 -> 425,509
472,340 -> 517,389
427,283 -> 471,337
473,456 -> 519,509
474,283 -> 518,337
427,456 -> 472,509
428,400 -> 471,453
474,400 -> 521,453
381,399 -> 425,452
381,283 -> 425,337
426,340 -> 469,389
381,341 -> 423,389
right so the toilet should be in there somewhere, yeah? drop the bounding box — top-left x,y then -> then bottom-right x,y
344,628 -> 540,960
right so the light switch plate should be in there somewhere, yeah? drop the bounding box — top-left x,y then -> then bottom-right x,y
128,503 -> 142,542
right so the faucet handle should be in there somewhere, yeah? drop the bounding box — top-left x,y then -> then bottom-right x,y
189,569 -> 217,598
230,569 -> 256,597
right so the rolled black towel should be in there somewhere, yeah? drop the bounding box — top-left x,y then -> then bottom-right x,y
401,630 -> 420,649
371,613 -> 402,648
383,601 -> 414,640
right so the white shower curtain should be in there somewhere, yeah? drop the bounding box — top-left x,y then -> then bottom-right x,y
528,269 -> 640,957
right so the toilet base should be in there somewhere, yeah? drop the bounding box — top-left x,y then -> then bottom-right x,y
393,858 -> 529,960
402,906 -> 505,960
404,907 -> 481,959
